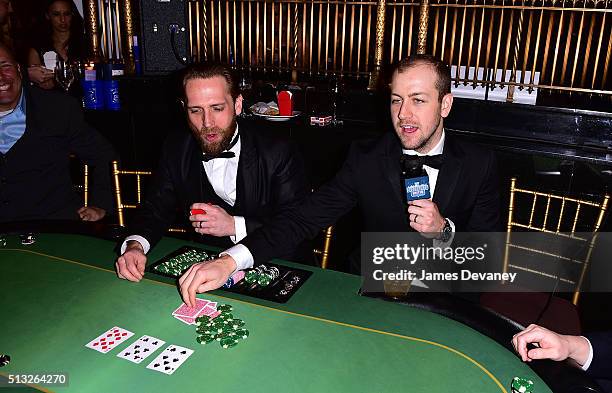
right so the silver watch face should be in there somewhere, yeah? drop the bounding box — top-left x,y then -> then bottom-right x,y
440,220 -> 452,241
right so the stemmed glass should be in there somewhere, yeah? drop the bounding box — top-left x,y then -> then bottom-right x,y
54,59 -> 76,92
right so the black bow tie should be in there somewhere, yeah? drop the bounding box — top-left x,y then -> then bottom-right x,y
400,154 -> 444,171
202,151 -> 235,162
202,132 -> 239,162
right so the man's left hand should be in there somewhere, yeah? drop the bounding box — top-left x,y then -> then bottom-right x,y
189,203 -> 236,237
407,199 -> 445,237
78,206 -> 106,221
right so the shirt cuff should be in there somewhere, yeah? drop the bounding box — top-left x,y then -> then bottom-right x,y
230,216 -> 247,243
433,218 -> 456,247
580,336 -> 594,371
121,235 -> 151,254
220,244 -> 254,272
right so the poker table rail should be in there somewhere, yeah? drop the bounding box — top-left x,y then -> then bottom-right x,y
0,228 -> 604,393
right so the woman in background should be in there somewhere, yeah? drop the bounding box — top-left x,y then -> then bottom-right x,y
27,0 -> 84,90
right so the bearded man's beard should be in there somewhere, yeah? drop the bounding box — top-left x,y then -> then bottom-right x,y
191,118 -> 238,156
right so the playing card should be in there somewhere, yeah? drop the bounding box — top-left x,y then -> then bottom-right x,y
198,304 -> 219,318
173,301 -> 219,325
173,314 -> 197,325
172,299 -> 208,318
146,345 -> 194,375
85,326 -> 134,354
117,335 -> 165,364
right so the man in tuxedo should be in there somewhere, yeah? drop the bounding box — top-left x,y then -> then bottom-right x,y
178,54 -> 501,304
513,324 -> 612,392
115,63 -> 307,282
0,43 -> 116,223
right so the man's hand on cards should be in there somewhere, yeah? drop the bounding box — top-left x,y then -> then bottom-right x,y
178,255 -> 237,307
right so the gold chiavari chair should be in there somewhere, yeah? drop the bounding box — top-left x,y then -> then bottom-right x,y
482,177 -> 609,334
504,177 -> 609,305
313,225 -> 334,269
111,161 -> 187,233
81,164 -> 89,207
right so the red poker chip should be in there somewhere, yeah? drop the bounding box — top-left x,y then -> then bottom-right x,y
190,209 -> 206,215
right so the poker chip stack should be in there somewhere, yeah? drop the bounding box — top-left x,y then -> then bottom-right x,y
0,354 -> 10,367
511,377 -> 534,393
244,265 -> 280,288
195,304 -> 249,349
154,249 -> 215,276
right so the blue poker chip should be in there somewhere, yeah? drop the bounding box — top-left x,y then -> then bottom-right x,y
222,277 -> 235,289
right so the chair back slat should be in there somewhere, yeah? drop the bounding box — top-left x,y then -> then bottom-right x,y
111,160 -> 152,227
83,164 -> 89,207
505,177 -> 609,305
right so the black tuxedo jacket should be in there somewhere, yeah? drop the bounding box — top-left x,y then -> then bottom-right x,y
128,122 -> 308,250
0,84 -> 117,222
586,331 -> 612,387
242,131 -> 501,263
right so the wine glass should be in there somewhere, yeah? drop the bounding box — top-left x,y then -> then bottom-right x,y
54,59 -> 75,92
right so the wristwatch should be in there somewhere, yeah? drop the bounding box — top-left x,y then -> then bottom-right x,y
438,218 -> 452,242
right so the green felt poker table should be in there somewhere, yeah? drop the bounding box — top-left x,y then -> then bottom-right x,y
0,231 -> 599,393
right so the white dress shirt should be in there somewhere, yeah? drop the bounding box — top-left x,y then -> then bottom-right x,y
402,130 -> 456,238
223,130 -> 455,272
581,336 -> 594,371
121,127 -> 247,255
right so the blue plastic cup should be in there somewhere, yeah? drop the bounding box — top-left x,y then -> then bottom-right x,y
82,80 -> 104,110
103,80 -> 121,110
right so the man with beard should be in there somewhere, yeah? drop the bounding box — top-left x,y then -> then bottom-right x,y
115,63 -> 307,282
178,54 -> 501,303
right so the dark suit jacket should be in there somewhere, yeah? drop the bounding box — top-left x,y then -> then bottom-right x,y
128,121 -> 308,251
242,130 -> 501,264
0,84 -> 117,222
586,331 -> 612,387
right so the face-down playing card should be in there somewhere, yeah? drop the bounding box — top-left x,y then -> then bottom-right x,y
85,326 -> 134,354
172,298 -> 208,318
146,345 -> 194,375
117,335 -> 166,364
172,299 -> 218,325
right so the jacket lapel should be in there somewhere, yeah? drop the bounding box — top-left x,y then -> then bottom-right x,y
234,123 -> 257,211
182,134 -> 205,204
382,133 -> 404,207
433,135 -> 462,214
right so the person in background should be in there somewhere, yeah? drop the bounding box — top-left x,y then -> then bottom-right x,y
0,43 -> 116,223
27,0 -> 84,90
513,324 -> 612,392
0,0 -> 12,49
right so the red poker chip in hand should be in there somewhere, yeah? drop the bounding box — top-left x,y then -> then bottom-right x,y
190,208 -> 206,215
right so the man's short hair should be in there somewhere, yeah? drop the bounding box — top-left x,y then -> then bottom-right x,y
393,54 -> 451,102
0,41 -> 15,61
181,62 -> 239,102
